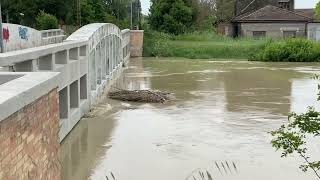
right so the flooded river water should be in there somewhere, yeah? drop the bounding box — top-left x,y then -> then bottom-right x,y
61,58 -> 320,180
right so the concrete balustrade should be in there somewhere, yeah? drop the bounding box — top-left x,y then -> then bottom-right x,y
0,23 -> 131,141
41,29 -> 66,46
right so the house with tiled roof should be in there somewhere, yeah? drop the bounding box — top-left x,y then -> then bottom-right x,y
219,0 -> 320,39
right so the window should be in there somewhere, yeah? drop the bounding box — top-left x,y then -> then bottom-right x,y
253,31 -> 266,39
283,31 -> 296,38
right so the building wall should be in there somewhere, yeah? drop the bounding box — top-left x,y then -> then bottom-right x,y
218,23 -> 234,37
307,23 -> 320,41
240,22 -> 307,38
0,89 -> 60,180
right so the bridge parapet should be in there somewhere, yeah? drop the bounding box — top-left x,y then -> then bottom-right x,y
0,22 -> 131,179
0,23 -> 131,141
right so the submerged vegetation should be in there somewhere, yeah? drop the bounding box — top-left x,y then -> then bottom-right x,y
143,30 -> 268,59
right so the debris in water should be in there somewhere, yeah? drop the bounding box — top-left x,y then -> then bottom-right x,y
108,89 -> 171,103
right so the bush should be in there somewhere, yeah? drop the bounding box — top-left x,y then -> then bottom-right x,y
36,11 -> 59,30
143,29 -> 173,57
250,38 -> 320,62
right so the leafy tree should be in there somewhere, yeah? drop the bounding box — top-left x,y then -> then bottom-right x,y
271,76 -> 320,179
36,11 -> 59,30
149,0 -> 194,34
216,0 -> 236,22
1,0 -> 142,29
316,1 -> 320,20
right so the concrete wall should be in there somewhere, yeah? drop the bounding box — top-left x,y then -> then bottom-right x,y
1,23 -> 65,52
130,30 -> 144,57
307,23 -> 320,41
240,23 -> 307,38
2,23 -> 41,52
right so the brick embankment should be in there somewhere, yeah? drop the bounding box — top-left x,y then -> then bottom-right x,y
0,89 -> 60,180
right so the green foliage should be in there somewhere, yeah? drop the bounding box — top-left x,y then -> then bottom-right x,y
149,0 -> 194,35
143,30 -> 268,59
195,15 -> 218,31
271,76 -> 320,179
2,0 -> 142,29
216,0 -> 236,22
316,1 -> 320,20
271,107 -> 320,178
143,29 -> 173,57
104,14 -> 130,30
36,11 -> 59,30
250,38 -> 320,62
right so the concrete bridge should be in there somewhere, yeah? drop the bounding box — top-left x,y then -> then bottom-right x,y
0,23 -> 143,179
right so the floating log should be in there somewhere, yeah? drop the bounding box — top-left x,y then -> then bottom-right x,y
108,89 -> 170,103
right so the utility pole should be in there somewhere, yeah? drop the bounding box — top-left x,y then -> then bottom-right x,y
137,4 -> 140,29
77,0 -> 81,27
130,0 -> 133,30
0,0 -> 4,53
79,0 -> 81,26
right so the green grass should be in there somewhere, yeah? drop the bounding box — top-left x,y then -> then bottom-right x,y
143,30 -> 269,59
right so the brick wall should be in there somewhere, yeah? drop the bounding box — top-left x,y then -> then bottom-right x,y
0,88 -> 60,180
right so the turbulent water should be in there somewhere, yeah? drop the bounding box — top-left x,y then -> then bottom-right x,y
61,58 -> 320,180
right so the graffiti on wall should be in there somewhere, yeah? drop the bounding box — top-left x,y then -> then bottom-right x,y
3,27 -> 9,42
18,27 -> 29,40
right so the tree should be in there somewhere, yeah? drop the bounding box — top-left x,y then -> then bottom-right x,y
149,0 -> 194,34
216,0 -> 236,22
316,1 -> 320,20
36,11 -> 59,30
271,76 -> 320,179
193,0 -> 217,30
1,0 -> 142,29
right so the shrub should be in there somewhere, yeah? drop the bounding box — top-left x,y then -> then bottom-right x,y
143,29 -> 173,57
250,38 -> 320,62
36,11 -> 59,30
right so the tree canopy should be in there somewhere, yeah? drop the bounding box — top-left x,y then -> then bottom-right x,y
149,0 -> 195,34
1,0 -> 142,30
316,1 -> 320,20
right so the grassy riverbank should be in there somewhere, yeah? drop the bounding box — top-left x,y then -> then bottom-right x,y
143,31 -> 269,59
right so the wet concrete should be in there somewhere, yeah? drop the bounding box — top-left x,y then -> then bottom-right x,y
61,58 -> 320,180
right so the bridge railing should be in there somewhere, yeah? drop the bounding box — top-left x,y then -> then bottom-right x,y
41,29 -> 66,46
0,23 -> 131,141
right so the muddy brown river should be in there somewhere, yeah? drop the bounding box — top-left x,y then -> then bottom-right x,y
61,58 -> 320,180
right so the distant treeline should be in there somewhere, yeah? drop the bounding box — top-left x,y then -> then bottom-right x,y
1,0 -> 142,29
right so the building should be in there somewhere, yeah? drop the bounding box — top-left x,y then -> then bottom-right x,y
218,0 -> 319,39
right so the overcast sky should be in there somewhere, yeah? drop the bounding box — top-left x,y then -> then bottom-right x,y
141,0 -> 319,15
